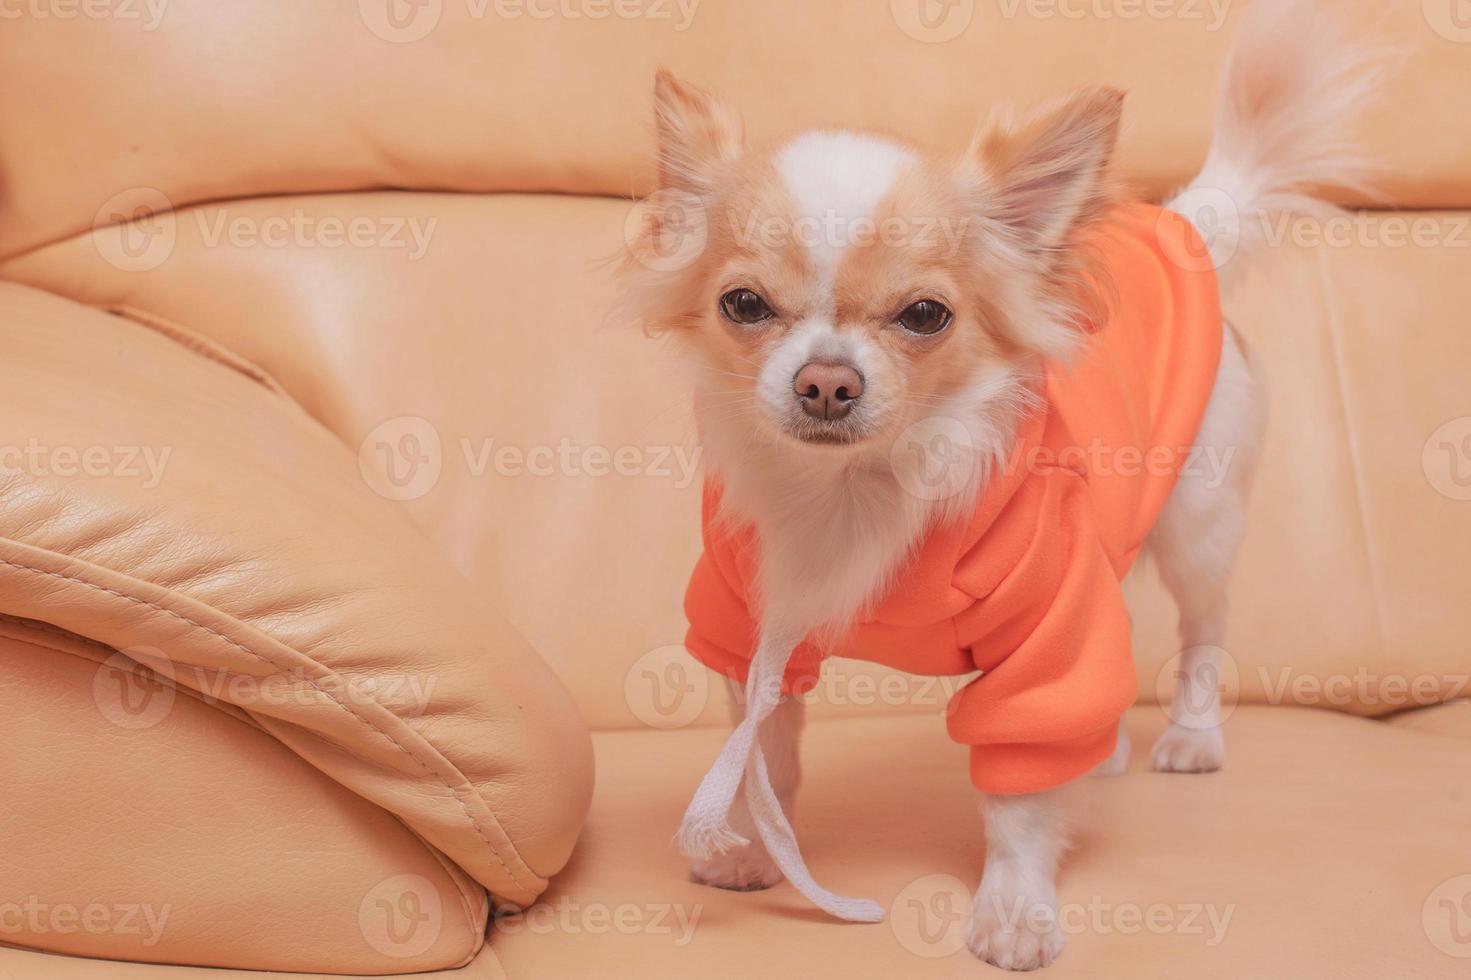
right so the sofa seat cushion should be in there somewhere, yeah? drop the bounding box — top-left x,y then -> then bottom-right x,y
492,706 -> 1471,978
0,945 -> 510,980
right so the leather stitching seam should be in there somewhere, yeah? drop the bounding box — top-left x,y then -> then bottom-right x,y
0,554 -> 542,895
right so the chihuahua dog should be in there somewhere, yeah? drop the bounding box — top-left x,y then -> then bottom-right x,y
623,0 -> 1381,969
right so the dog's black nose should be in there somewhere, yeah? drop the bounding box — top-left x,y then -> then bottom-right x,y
793,362 -> 864,421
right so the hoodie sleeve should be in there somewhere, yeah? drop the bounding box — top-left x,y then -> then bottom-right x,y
946,468 -> 1137,795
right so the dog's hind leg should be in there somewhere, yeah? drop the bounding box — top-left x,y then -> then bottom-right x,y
1148,324 -> 1264,773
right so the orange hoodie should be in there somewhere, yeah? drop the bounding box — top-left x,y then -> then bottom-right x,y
682,204 -> 1223,796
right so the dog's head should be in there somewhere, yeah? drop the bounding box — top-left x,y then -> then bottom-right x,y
625,70 -> 1122,460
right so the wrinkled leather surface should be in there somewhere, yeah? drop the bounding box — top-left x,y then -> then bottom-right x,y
0,282 -> 593,915
0,624 -> 487,973
0,0 -> 1467,259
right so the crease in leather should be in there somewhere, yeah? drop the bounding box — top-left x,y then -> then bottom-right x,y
0,943 -> 512,980
1313,245 -> 1392,673
400,825 -> 489,970
103,304 -> 291,400
1379,698 -> 1471,740
0,612 -> 261,732
0,615 -> 490,967
0,536 -> 547,901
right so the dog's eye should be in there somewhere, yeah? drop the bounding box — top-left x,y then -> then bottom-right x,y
897,300 -> 953,336
720,288 -> 775,325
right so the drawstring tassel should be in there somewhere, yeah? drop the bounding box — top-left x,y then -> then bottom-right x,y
675,635 -> 885,923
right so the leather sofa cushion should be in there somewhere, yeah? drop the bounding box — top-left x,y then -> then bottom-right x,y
0,0 -> 1467,259
0,282 -> 593,908
492,705 -> 1471,978
0,622 -> 488,974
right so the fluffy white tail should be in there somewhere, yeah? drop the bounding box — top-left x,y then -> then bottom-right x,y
1166,0 -> 1392,292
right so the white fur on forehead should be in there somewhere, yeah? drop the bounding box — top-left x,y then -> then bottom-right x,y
773,131 -> 917,289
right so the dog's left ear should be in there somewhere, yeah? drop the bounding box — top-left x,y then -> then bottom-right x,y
652,69 -> 744,195
967,86 -> 1124,259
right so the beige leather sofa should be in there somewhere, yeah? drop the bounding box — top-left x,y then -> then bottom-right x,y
1,1 -> 1468,977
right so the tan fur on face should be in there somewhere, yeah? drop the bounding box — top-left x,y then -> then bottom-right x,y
625,73 -> 1124,461
831,160 -> 1017,438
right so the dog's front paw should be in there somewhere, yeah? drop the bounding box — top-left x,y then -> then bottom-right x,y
689,840 -> 783,891
1150,723 -> 1225,773
966,870 -> 1063,971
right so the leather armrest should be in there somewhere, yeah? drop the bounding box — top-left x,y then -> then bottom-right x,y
0,283 -> 592,966
0,622 -> 488,973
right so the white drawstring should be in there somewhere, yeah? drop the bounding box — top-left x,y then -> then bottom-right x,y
675,634 -> 885,923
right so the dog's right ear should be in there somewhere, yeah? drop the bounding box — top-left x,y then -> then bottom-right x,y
966,86 -> 1124,262
653,69 -> 743,194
